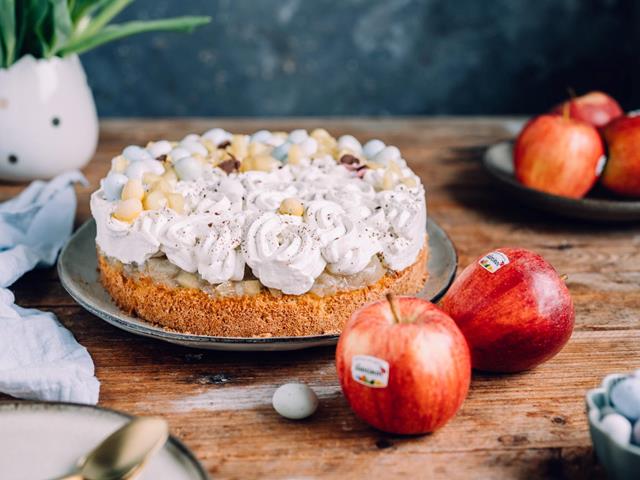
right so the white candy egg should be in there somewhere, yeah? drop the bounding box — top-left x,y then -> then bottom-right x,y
180,140 -> 208,156
170,147 -> 192,162
272,383 -> 318,420
174,156 -> 203,181
123,145 -> 153,163
124,161 -> 147,181
143,159 -> 165,176
182,134 -> 201,144
338,135 -> 362,154
288,129 -> 308,144
203,128 -> 232,146
147,140 -> 172,158
601,413 -> 632,445
272,143 -> 290,161
373,146 -> 401,165
611,377 -> 640,421
101,173 -> 128,201
251,130 -> 272,143
363,139 -> 385,159
299,137 -> 318,156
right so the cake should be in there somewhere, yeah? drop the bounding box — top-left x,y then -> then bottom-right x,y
91,128 -> 428,337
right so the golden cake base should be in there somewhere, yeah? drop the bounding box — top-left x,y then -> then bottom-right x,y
97,244 -> 429,337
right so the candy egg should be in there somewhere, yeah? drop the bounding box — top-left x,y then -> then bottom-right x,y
600,413 -> 632,445
170,147 -> 192,162
272,143 -> 290,161
363,139 -> 385,159
143,190 -> 167,210
288,129 -> 308,144
121,179 -> 145,201
299,137 -> 318,157
143,158 -> 165,176
180,140 -> 208,156
251,130 -> 272,143
124,161 -> 147,181
147,140 -> 172,158
182,134 -> 201,144
174,156 -> 203,181
113,198 -> 143,223
611,377 -> 640,421
203,128 -> 232,146
373,146 -> 401,165
123,145 -> 153,163
101,172 -> 128,201
338,135 -> 362,155
272,383 -> 318,420
111,156 -> 129,173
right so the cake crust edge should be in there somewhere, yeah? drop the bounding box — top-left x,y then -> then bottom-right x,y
97,241 -> 429,337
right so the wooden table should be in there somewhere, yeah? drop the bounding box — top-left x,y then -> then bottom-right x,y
3,118 -> 639,479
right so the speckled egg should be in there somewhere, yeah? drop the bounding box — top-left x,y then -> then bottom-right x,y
611,377 -> 640,421
601,413 -> 632,445
272,383 -> 318,420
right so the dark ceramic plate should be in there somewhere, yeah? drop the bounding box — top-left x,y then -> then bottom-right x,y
484,142 -> 640,222
58,219 -> 457,351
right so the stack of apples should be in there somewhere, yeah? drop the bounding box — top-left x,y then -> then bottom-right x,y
336,248 -> 574,435
514,91 -> 640,198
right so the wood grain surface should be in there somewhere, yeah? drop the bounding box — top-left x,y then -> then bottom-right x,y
3,117 -> 639,480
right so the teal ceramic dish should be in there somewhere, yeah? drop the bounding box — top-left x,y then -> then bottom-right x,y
586,373 -> 640,480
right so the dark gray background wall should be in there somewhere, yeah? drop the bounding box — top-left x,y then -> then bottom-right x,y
82,0 -> 640,117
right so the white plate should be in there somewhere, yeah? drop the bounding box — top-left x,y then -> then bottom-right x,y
58,219 -> 457,351
484,141 -> 640,222
0,401 -> 208,480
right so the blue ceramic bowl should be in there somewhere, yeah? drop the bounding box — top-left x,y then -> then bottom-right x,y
586,373 -> 640,480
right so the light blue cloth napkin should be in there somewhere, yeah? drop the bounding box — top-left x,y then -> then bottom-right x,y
0,171 -> 100,404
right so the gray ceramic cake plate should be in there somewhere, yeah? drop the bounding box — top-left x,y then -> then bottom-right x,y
484,142 -> 640,222
58,219 -> 457,351
0,401 -> 209,480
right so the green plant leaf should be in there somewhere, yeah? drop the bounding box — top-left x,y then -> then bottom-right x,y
77,0 -> 132,39
43,0 -> 73,57
17,0 -> 50,60
0,0 -> 16,67
57,16 -> 210,56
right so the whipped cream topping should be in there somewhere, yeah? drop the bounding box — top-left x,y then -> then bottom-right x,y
91,128 -> 427,295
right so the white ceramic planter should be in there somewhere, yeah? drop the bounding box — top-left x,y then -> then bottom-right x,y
0,55 -> 99,181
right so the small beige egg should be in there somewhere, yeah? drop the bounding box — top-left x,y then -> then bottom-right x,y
121,179 -> 144,201
113,198 -> 142,222
272,383 -> 319,420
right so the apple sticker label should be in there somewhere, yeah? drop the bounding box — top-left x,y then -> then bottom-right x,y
352,355 -> 390,388
479,251 -> 510,273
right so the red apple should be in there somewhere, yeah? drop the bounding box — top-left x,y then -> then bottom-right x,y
551,91 -> 623,129
514,115 -> 605,198
440,248 -> 574,373
336,295 -> 471,434
600,114 -> 640,197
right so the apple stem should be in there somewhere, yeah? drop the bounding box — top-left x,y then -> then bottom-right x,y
386,293 -> 402,323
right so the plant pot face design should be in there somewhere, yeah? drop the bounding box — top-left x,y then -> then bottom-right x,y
0,55 -> 99,181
